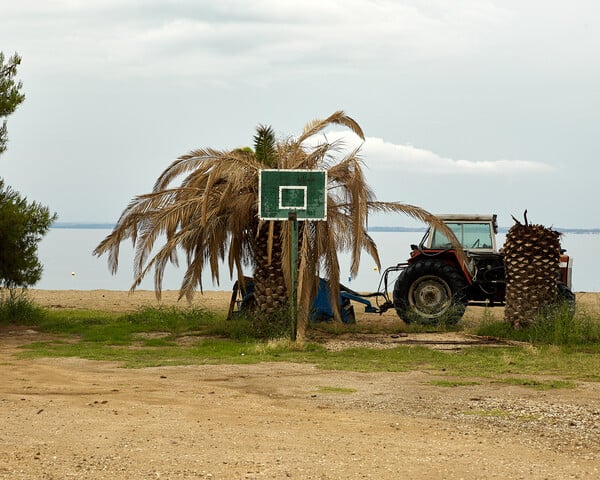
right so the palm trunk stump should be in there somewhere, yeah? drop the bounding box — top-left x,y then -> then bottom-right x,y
503,214 -> 561,329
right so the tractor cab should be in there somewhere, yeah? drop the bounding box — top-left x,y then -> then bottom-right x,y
412,214 -> 503,284
418,214 -> 499,254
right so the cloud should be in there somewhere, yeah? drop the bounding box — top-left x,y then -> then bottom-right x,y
310,131 -> 555,176
5,0 -> 599,86
3,0 -> 508,81
361,136 -> 555,175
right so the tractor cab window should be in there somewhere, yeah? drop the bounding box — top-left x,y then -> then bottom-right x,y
431,222 -> 493,250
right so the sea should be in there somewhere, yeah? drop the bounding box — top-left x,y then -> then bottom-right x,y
36,227 -> 600,293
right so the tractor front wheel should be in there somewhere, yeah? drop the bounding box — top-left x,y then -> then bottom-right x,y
393,259 -> 468,325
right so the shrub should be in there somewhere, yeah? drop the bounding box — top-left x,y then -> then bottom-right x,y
0,289 -> 45,324
475,301 -> 600,346
216,309 -> 292,340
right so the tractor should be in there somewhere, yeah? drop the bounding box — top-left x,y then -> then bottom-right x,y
387,214 -> 574,324
228,214 -> 575,326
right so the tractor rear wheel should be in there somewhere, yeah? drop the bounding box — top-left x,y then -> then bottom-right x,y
393,259 -> 469,325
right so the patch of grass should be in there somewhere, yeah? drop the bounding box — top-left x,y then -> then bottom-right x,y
398,302 -> 467,329
316,386 -> 357,394
430,380 -> 481,387
16,334 -> 600,381
461,409 -> 510,418
527,303 -> 600,345
140,337 -> 178,347
18,337 -> 323,368
30,306 -> 228,344
433,345 -> 599,380
212,309 -> 292,340
310,318 -> 457,337
311,321 -> 401,336
475,304 -> 600,347
7,300 -> 600,383
494,377 -> 576,390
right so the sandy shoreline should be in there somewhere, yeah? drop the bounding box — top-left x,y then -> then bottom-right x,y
28,289 -> 234,314
27,289 -> 600,324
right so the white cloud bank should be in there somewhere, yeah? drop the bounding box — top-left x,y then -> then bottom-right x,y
2,0 -> 507,80
361,136 -> 555,175
315,131 -> 554,176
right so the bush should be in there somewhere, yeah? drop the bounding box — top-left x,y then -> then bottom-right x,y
475,301 -> 600,346
530,303 -> 600,345
215,309 -> 292,340
0,289 -> 45,324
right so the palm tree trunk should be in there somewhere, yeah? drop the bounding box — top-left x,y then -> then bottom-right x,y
503,213 -> 561,328
253,221 -> 288,314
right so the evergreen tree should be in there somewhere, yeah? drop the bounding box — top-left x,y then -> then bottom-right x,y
0,52 -> 56,289
0,52 -> 25,155
0,180 -> 57,288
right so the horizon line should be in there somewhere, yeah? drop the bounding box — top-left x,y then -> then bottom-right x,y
52,222 -> 600,234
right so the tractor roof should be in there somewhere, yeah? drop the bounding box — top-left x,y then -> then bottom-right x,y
435,214 -> 497,222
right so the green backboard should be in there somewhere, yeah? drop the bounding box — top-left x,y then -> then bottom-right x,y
259,169 -> 327,221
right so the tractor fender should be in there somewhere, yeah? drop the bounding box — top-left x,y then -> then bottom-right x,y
408,249 -> 474,285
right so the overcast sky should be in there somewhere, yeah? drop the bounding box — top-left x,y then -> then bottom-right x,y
2,0 -> 599,228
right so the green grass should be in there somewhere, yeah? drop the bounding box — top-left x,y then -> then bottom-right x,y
15,338 -> 343,369
21,305 -> 294,344
4,294 -> 600,383
210,308 -> 292,340
17,336 -> 600,381
493,377 -> 576,390
475,303 -> 600,347
316,386 -> 357,394
316,344 -> 600,380
18,337 -> 321,368
311,317 -> 462,336
25,306 -> 221,344
430,380 -> 481,387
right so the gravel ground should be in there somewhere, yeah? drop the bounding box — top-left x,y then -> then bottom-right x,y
0,289 -> 598,479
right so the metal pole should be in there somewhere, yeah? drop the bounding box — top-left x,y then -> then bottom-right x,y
288,211 -> 298,341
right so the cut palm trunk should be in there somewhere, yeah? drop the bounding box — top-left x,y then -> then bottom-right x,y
503,212 -> 561,328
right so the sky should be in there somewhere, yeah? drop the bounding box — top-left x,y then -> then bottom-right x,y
1,0 -> 599,229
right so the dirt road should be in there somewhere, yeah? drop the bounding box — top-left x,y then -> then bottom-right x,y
0,290 -> 599,479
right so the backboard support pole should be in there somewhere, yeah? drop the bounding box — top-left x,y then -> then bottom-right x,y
288,210 -> 298,341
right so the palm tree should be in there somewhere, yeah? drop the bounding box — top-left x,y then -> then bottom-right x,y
94,111 -> 458,334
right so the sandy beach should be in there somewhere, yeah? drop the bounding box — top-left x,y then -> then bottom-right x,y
28,288 -> 235,314
27,287 -> 600,323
